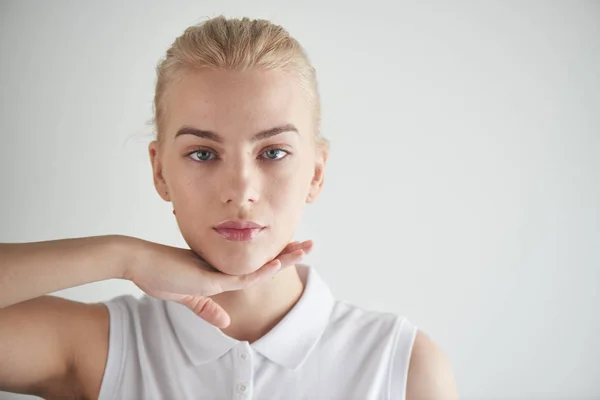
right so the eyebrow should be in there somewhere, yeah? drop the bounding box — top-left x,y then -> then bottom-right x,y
174,124 -> 298,143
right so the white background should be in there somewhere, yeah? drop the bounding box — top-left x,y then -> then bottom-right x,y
1,1 -> 598,399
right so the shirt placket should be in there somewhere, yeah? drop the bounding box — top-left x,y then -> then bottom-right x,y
232,341 -> 254,400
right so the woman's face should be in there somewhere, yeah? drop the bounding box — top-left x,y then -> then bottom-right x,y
149,68 -> 326,275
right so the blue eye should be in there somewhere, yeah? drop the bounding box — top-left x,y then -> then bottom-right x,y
189,150 -> 216,162
187,148 -> 289,162
261,148 -> 289,160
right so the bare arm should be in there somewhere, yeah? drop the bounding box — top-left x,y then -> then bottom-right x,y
0,235 -> 131,398
406,330 -> 459,400
0,296 -> 109,399
0,235 -> 129,308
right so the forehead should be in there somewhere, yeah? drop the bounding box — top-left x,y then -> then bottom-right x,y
162,68 -> 312,139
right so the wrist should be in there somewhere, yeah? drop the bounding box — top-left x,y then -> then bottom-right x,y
107,235 -> 142,281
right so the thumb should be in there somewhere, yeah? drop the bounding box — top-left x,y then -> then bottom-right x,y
176,294 -> 231,328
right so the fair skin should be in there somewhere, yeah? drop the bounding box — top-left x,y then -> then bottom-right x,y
0,68 -> 458,399
148,68 -> 326,341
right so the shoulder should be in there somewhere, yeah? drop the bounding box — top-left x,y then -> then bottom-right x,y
0,295 -> 110,400
74,294 -> 158,399
328,300 -> 402,339
100,293 -> 165,327
324,300 -> 409,352
69,300 -> 111,400
406,330 -> 459,400
70,294 -> 164,399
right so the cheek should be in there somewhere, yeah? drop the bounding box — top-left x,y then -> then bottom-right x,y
175,177 -> 215,209
264,166 -> 310,207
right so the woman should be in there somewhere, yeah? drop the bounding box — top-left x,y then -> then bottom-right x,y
0,16 -> 458,399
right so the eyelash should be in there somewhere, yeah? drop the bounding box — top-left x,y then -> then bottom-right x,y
186,148 -> 291,163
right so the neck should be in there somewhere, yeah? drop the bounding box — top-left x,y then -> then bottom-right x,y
210,265 -> 304,343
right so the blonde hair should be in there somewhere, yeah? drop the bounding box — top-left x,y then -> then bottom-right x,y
153,15 -> 327,148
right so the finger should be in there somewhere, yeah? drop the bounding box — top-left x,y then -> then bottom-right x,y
176,294 -> 231,328
276,249 -> 306,268
280,240 -> 312,256
302,240 -> 314,255
280,241 -> 303,254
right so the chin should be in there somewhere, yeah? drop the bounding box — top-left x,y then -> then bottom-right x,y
183,230 -> 285,276
207,251 -> 270,276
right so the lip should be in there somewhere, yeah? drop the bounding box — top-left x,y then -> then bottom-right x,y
213,220 -> 266,242
214,220 -> 264,230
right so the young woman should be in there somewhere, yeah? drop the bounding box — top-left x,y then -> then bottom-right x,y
0,16 -> 458,399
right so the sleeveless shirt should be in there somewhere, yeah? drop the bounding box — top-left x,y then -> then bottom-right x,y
97,264 -> 417,399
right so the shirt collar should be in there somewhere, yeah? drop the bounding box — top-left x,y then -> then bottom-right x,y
165,264 -> 335,370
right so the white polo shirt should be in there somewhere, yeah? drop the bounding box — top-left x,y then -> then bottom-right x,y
98,264 -> 417,399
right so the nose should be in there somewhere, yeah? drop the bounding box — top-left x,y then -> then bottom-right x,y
219,157 -> 259,206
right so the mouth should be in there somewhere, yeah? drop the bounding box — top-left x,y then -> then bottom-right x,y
213,220 -> 267,242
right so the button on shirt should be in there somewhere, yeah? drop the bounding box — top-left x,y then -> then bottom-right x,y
98,264 -> 417,399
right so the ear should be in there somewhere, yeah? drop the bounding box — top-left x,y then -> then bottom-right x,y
148,140 -> 171,202
306,144 -> 328,204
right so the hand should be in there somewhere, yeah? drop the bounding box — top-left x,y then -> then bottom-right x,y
122,237 -> 313,328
